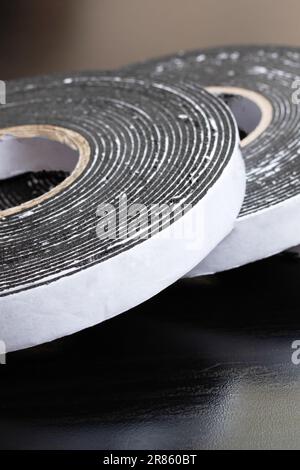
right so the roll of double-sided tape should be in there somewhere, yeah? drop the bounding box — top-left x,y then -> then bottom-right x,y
0,72 -> 244,351
124,45 -> 300,274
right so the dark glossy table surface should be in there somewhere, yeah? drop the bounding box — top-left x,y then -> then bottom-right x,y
1,252 -> 300,450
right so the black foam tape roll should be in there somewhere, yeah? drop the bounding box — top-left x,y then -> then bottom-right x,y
0,72 -> 244,351
124,45 -> 300,274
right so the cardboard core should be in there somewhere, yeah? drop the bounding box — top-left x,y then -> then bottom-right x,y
207,86 -> 273,148
0,125 -> 90,218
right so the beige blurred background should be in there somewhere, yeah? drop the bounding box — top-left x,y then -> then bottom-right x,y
0,0 -> 300,79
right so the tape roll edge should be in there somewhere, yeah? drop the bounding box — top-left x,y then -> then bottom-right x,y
0,140 -> 244,352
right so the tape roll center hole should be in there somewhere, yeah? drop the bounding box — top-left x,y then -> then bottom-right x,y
218,93 -> 261,141
0,135 -> 79,210
207,86 -> 273,147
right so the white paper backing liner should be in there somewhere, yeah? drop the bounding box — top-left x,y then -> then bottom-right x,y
0,72 -> 244,351
123,45 -> 300,274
